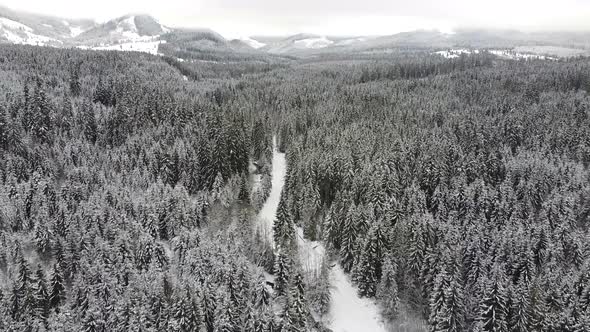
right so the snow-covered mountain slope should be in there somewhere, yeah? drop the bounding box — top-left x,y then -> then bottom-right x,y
0,17 -> 62,46
74,15 -> 169,46
0,6 -> 96,46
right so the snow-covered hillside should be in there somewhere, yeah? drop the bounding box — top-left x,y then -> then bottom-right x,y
0,17 -> 62,46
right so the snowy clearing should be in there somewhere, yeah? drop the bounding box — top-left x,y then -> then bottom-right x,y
78,40 -> 164,55
294,37 -> 334,49
240,36 -> 266,49
258,137 -> 386,332
328,265 -> 387,332
434,48 -> 478,58
434,48 -> 557,60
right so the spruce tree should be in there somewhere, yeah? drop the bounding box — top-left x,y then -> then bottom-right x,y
340,204 -> 358,273
376,258 -> 399,320
429,267 -> 450,332
273,191 -> 294,249
34,265 -> 50,323
443,273 -> 466,332
290,272 -> 307,331
274,251 -> 291,297
480,271 -> 508,332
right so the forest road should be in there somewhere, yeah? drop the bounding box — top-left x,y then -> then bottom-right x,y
257,137 -> 387,332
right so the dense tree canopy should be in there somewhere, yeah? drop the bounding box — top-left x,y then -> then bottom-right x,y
0,43 -> 589,332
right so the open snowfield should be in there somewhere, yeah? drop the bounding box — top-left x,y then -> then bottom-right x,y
328,265 -> 387,332
78,40 -> 164,55
258,137 -> 386,332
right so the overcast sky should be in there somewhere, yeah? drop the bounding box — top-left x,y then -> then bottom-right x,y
3,0 -> 590,38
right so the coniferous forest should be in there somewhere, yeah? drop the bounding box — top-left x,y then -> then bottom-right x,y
0,44 -> 589,332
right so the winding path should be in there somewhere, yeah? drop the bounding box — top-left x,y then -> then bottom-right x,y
257,138 -> 387,332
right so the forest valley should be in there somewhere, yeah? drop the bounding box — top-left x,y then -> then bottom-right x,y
0,44 -> 589,332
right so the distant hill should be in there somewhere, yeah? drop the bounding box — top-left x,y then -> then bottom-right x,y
74,14 -> 170,46
0,5 -> 95,46
1,5 -> 589,58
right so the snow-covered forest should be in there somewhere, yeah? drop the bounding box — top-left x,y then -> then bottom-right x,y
0,43 -> 589,332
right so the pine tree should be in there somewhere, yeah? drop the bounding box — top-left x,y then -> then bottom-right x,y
202,284 -> 216,332
11,255 -> 34,321
354,222 -> 385,297
340,203 -> 358,272
273,191 -> 294,249
31,83 -> 53,144
429,267 -> 451,331
443,274 -> 466,332
172,290 -> 202,332
274,251 -> 291,297
289,272 -> 307,331
70,65 -> 82,97
80,101 -> 97,144
34,265 -> 50,323
281,296 -> 295,332
377,258 -> 399,320
238,173 -> 251,204
509,281 -> 530,332
480,272 -> 508,332
255,274 -> 270,308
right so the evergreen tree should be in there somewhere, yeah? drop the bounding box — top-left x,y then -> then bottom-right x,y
274,251 -> 291,297
429,267 -> 451,332
480,272 -> 508,332
31,84 -> 53,144
34,265 -> 50,323
509,281 -> 530,332
238,173 -> 251,204
289,272 -> 306,332
443,273 -> 466,332
376,258 -> 399,320
80,101 -> 98,144
273,191 -> 294,249
340,204 -> 358,273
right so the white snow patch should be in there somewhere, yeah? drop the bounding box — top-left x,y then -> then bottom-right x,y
435,48 -> 478,58
240,36 -> 266,49
79,40 -> 165,55
296,227 -> 327,280
42,23 -> 52,28
182,75 -> 188,81
328,265 -> 387,332
489,49 -> 556,60
69,26 -> 85,37
294,36 -> 333,49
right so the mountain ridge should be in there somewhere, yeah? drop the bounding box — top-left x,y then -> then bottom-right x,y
1,6 -> 589,57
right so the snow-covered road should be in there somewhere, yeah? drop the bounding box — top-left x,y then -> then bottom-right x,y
257,137 -> 386,332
